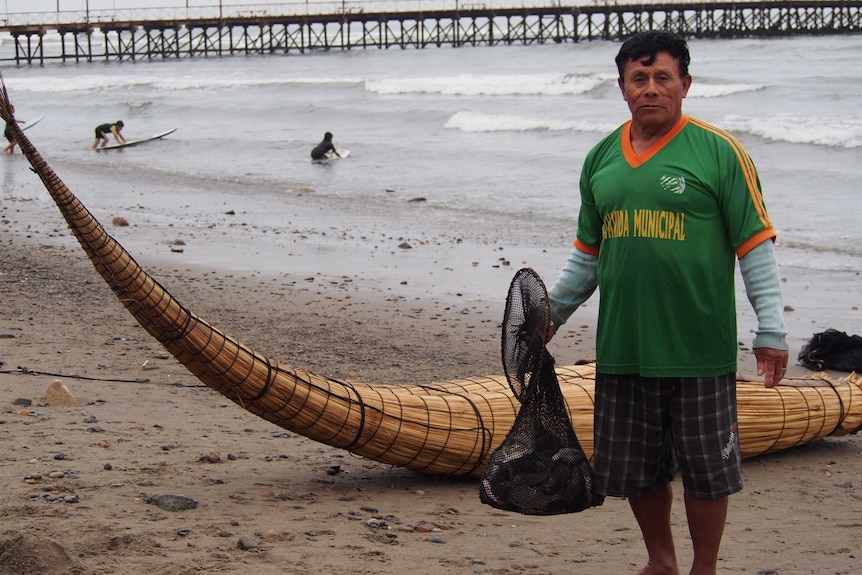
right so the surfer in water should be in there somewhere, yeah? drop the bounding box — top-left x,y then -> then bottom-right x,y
92,121 -> 126,149
3,105 -> 26,154
310,131 -> 341,160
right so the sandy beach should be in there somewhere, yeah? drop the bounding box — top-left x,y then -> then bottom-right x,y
2,159 -> 862,575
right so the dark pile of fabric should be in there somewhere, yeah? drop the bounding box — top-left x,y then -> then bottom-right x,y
798,329 -> 862,372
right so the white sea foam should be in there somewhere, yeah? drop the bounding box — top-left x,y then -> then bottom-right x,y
366,72 -> 614,96
688,83 -> 766,98
4,75 -> 156,93
722,113 -> 862,148
366,74 -> 762,100
444,110 -> 617,134
6,74 -> 362,93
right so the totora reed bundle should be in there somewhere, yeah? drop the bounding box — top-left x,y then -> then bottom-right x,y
1,76 -> 860,478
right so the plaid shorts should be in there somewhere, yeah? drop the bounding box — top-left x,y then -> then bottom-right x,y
592,372 -> 743,499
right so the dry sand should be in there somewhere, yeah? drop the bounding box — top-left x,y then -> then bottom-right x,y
1,160 -> 862,574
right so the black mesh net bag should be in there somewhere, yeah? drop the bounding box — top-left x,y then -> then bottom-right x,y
798,329 -> 862,372
480,268 -> 603,515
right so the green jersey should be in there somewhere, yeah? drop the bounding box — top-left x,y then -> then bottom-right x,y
576,116 -> 776,377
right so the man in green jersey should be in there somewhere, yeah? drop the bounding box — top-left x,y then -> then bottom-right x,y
547,31 -> 788,575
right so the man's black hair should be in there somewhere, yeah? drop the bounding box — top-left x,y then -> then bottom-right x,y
615,31 -> 690,78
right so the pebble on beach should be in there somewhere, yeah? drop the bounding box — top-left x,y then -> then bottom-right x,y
146,494 -> 199,512
43,380 -> 76,407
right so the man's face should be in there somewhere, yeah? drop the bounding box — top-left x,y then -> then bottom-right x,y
618,51 -> 691,132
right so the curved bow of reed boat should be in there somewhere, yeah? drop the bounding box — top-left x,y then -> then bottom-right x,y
2,82 -> 860,479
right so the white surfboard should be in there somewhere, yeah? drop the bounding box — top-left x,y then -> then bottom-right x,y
21,116 -> 45,132
96,128 -> 177,151
312,148 -> 350,163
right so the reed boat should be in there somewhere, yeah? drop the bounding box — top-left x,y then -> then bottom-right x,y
2,85 -> 860,479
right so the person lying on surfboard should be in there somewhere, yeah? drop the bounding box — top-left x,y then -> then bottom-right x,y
3,105 -> 25,154
310,131 -> 341,160
92,120 -> 126,149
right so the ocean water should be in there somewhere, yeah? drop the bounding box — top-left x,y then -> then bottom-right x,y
1,33 -> 861,282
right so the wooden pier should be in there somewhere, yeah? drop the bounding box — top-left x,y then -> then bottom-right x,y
1,1 -> 861,65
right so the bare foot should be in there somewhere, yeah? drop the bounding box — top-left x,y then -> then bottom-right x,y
637,561 -> 680,575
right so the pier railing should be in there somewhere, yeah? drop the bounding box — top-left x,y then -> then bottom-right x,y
1,0 -> 860,64
1,1 -> 691,27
